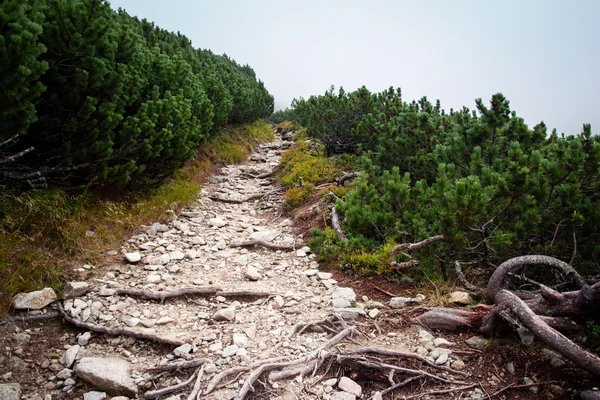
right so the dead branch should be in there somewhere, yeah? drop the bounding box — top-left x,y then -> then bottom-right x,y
230,240 -> 295,251
144,367 -> 200,400
0,312 -> 59,327
114,287 -> 274,302
389,235 -> 445,268
337,171 -> 360,186
149,358 -> 212,373
454,261 -> 484,294
481,289 -> 600,376
186,364 -> 206,400
489,380 -> 557,397
58,302 -> 185,346
208,191 -> 270,204
403,384 -> 478,399
331,206 -> 348,242
234,328 -> 355,400
115,287 -> 221,301
0,146 -> 34,165
487,255 -> 586,303
378,374 -> 424,397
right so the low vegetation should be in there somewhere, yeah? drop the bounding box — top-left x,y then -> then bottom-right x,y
0,120 -> 274,315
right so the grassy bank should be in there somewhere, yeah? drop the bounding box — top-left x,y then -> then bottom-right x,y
0,120 -> 274,315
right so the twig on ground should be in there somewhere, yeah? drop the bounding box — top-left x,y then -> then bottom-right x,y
144,367 -> 200,399
0,312 -> 59,326
230,240 -> 295,251
149,358 -> 212,373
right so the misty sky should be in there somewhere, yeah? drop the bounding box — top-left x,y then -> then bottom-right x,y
109,0 -> 600,135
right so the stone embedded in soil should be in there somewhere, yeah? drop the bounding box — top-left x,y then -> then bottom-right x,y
0,384 -> 21,400
433,337 -> 454,347
83,391 -> 107,400
74,357 -> 137,397
332,287 -> 356,304
338,376 -> 362,397
452,359 -> 466,370
448,291 -> 473,305
330,391 -> 357,400
11,288 -> 57,310
60,345 -> 80,368
124,252 -> 141,263
465,335 -> 488,350
213,308 -> 236,321
334,307 -> 366,320
249,228 -> 281,242
245,265 -> 261,281
389,294 -> 425,309
63,281 -> 91,298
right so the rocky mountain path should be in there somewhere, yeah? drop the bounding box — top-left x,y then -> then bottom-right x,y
1,130 -> 534,400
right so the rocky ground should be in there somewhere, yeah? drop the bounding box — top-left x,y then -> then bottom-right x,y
1,130 -> 597,400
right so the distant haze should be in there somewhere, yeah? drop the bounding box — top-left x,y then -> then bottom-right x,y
109,0 -> 600,135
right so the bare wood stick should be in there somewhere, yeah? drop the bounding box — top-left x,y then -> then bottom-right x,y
0,146 -> 34,165
489,380 -> 557,397
149,358 -> 212,372
230,240 -> 295,251
58,302 -> 185,346
234,328 -> 355,400
371,285 -> 398,298
204,356 -> 291,395
267,360 -> 317,382
455,261 -> 484,293
216,290 -> 275,298
144,367 -> 200,400
186,364 -> 205,400
403,384 -> 477,399
344,347 -> 468,376
208,192 -> 269,204
0,312 -> 59,326
389,235 -> 445,268
116,287 -> 221,301
379,374 -> 425,396
331,206 -> 348,242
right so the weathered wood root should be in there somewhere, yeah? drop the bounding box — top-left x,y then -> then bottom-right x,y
290,314 -> 349,337
0,312 -> 59,326
116,286 -> 221,301
331,206 -> 348,242
186,364 -> 205,400
144,367 -> 200,400
230,240 -> 295,251
149,358 -> 212,373
208,192 -> 269,204
487,255 -> 586,303
58,302 -> 185,346
481,289 -> 600,376
454,261 -> 485,295
337,171 -> 360,186
115,287 -> 274,302
389,235 -> 445,269
416,307 -> 488,331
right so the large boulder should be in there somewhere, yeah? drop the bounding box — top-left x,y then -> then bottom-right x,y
12,288 -> 56,309
74,357 -> 137,396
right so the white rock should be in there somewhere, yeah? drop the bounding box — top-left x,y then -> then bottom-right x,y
465,336 -> 488,350
56,368 -> 73,380
338,376 -> 362,397
0,384 -> 21,400
156,317 -> 174,325
169,251 -> 185,260
124,252 -> 141,263
150,254 -> 170,265
368,309 -> 380,319
74,357 -> 137,397
209,218 -> 227,228
433,338 -> 454,347
330,392 -> 356,400
83,391 -> 107,400
11,288 -> 57,310
173,344 -> 192,358
304,269 -> 318,276
296,246 -> 310,257
272,296 -> 285,309
147,274 -> 162,283
317,272 -> 333,280
334,307 -> 366,320
221,344 -> 239,358
389,296 -> 424,309
332,298 -> 351,308
452,359 -> 466,370
233,333 -> 248,348
78,332 -> 92,346
448,291 -> 473,305
245,266 -> 261,281
63,282 -> 91,298
435,353 -> 449,365
332,287 -> 356,304
213,308 -> 236,321
60,345 -> 80,368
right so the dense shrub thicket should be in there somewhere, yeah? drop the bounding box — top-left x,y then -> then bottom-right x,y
0,0 -> 273,190
290,87 -> 600,278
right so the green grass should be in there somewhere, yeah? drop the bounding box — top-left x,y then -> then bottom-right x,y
0,120 -> 274,316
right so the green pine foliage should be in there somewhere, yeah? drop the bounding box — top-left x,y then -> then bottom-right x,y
292,87 -> 600,279
0,0 -> 274,190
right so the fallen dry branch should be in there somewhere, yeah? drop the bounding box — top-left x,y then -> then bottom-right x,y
489,380 -> 557,398
0,312 -> 59,326
291,314 -> 349,337
58,302 -> 185,346
208,191 -> 270,204
389,235 -> 445,269
331,206 -> 348,242
186,364 -> 206,400
116,287 -> 221,301
144,367 -> 200,400
481,289 -> 600,376
230,240 -> 295,251
114,287 -> 274,302
149,358 -> 212,373
454,261 -> 485,294
403,384 -> 478,399
378,374 -> 425,397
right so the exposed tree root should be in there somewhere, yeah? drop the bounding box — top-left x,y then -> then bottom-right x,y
114,287 -> 275,302
487,255 -> 586,303
331,206 -> 348,242
58,302 -> 185,346
230,240 -> 296,251
144,367 -> 201,400
481,289 -> 600,376
389,235 -> 445,269
454,261 -> 485,295
186,364 -> 206,400
208,191 -> 270,204
149,358 -> 212,372
403,384 -> 477,399
0,312 -> 59,326
337,171 -> 360,186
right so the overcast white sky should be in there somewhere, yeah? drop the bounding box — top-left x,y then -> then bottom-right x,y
109,0 -> 600,135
